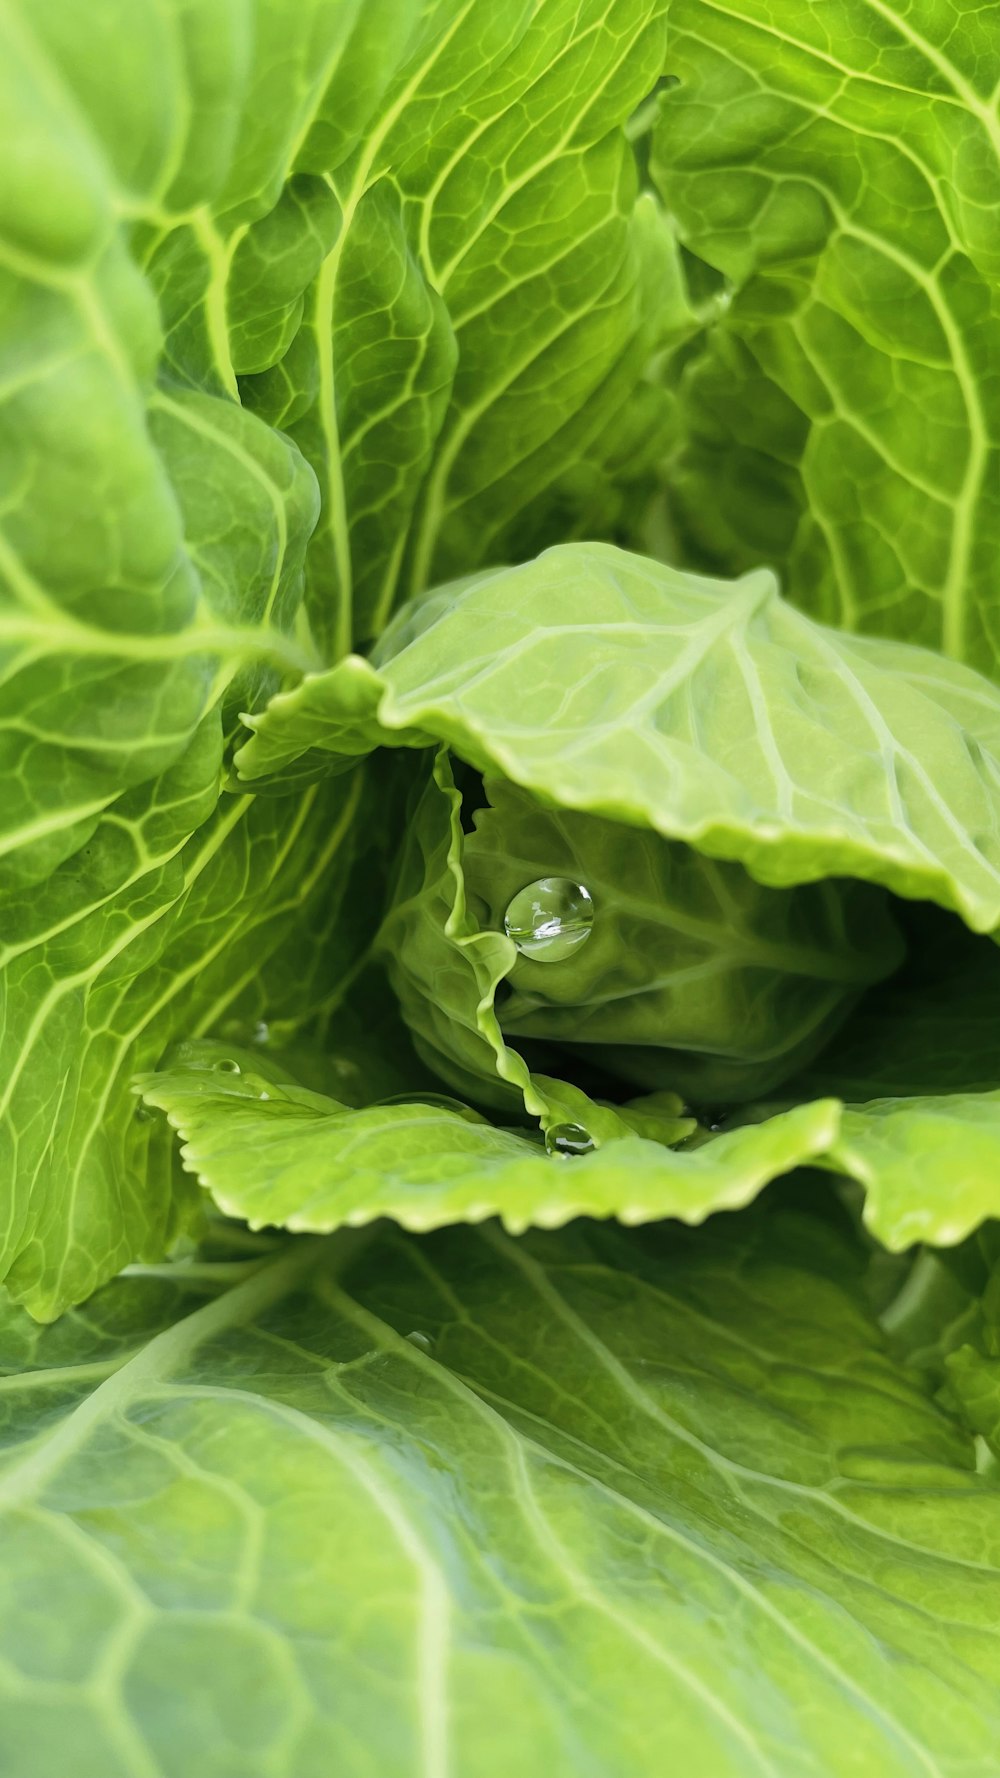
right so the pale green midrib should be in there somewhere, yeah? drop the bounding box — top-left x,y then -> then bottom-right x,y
310,3 -> 483,659
466,1337 -> 996,1742
479,1228 -> 999,1575
810,622 -> 995,879
313,194 -> 355,658
862,0 -> 1000,160
0,1240 -> 346,1508
0,1353 -> 138,1394
383,588 -> 772,712
162,1372 -> 451,1778
0,609 -> 316,675
334,1260 -> 867,1763
507,1419 -> 948,1778
0,794 -> 116,862
809,202 -> 987,665
328,1262 -> 956,1774
3,716 -> 200,756
189,210 -> 240,400
505,1437 -> 784,1778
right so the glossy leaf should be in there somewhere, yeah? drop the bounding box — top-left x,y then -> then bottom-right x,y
1,1211 -> 998,1776
237,543 -> 1000,933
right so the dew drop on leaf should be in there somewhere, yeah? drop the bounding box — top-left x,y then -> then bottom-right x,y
405,1330 -> 434,1354
503,877 -> 594,961
213,1058 -> 241,1075
544,1122 -> 595,1158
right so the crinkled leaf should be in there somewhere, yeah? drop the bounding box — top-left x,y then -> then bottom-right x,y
136,1052 -> 839,1235
237,543 -> 1000,932
820,1093 -> 1000,1250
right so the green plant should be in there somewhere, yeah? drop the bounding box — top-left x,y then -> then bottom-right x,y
2,2 -> 999,1773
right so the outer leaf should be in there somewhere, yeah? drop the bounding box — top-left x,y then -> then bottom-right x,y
136,1052 -> 839,1234
237,547 -> 1000,1252
822,1094 -> 1000,1251
1,1210 -> 999,1776
237,0 -> 686,647
0,755 -> 393,1318
147,1054 -> 1000,1257
651,0 -> 1000,675
237,542 -> 1000,933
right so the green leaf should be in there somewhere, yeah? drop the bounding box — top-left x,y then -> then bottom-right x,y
237,542 -> 1000,933
236,548 -> 1000,1253
0,755 -> 393,1318
1,1209 -> 998,1776
822,1093 -> 1000,1250
465,773 -> 903,1102
136,1049 -> 839,1235
943,1248 -> 1000,1459
0,0 -> 692,1301
236,0 -> 684,648
651,0 -> 1000,675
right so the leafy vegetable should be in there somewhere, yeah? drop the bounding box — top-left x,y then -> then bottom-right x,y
650,0 -> 1000,675
3,1206 -> 1000,1778
4,0 -> 1000,1770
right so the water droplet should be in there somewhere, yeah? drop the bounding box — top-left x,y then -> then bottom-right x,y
405,1330 -> 434,1354
503,878 -> 594,962
252,1021 -> 270,1045
258,1090 -> 271,1102
545,1122 -> 595,1158
213,1058 -> 241,1075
